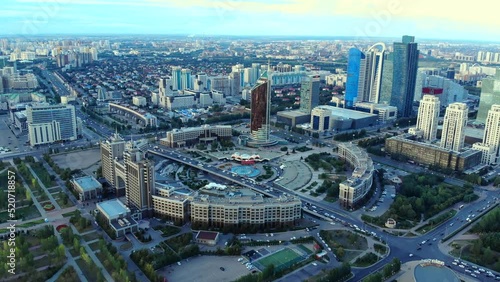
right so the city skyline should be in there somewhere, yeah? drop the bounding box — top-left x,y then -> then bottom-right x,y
2,0 -> 500,42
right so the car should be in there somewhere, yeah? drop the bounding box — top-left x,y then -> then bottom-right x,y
478,268 -> 485,272
409,253 -> 414,257
220,267 -> 225,271
459,265 -> 465,268
417,247 -> 422,250
452,262 -> 458,265
474,270 -> 480,274
465,269 -> 471,273
471,273 -> 477,278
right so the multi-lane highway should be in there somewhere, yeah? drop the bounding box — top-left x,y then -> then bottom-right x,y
148,144 -> 500,281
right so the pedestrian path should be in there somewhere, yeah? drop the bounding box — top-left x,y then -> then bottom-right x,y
26,162 -> 62,210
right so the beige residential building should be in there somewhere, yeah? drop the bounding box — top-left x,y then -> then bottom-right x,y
190,193 -> 302,229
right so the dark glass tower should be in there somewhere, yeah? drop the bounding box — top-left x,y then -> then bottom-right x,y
345,48 -> 365,107
250,71 -> 271,143
390,35 -> 419,117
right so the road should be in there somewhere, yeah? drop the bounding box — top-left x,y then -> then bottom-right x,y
148,144 -> 500,281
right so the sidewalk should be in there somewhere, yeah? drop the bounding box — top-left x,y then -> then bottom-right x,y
26,162 -> 62,210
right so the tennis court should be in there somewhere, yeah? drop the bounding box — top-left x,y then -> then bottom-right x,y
254,248 -> 305,272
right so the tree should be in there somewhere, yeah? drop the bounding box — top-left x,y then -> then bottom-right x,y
262,264 -> 275,279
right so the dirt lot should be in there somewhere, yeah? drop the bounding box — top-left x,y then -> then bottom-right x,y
52,148 -> 101,171
159,255 -> 252,282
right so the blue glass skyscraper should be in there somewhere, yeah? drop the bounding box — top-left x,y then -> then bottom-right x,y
390,35 -> 419,117
345,48 -> 365,107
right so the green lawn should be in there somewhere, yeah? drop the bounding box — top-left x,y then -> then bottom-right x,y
255,248 -> 303,271
30,163 -> 56,187
81,232 -> 100,242
0,205 -> 41,222
88,241 -> 101,252
18,218 -> 45,228
62,211 -> 78,218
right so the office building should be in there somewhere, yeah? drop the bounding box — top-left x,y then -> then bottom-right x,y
390,35 -> 419,117
379,53 -> 393,104
190,191 -> 302,229
123,144 -> 154,216
181,68 -> 192,90
477,69 -> 500,123
353,102 -> 397,123
100,133 -> 126,194
385,134 -> 481,171
250,70 -> 272,145
171,66 -> 182,91
345,48 -> 365,107
483,104 -> 500,164
151,184 -> 192,224
299,75 -> 320,114
71,176 -> 102,201
27,104 -> 77,146
96,199 -> 138,237
440,103 -> 468,151
311,105 -> 377,132
412,95 -> 440,141
414,72 -> 469,106
338,143 -> 374,210
358,43 -> 385,103
472,142 -> 496,165
160,125 -> 232,148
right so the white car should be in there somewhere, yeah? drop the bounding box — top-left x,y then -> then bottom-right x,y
409,253 -> 414,257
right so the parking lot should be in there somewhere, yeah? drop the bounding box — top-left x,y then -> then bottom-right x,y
160,255 -> 250,282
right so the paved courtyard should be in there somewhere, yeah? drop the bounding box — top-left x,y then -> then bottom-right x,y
160,255 -> 250,282
52,148 -> 101,170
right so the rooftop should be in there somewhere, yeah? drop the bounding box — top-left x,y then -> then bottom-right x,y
72,176 -> 101,192
97,199 -> 130,219
196,231 -> 219,241
314,105 -> 377,119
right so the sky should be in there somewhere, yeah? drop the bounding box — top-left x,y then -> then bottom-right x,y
2,0 -> 500,42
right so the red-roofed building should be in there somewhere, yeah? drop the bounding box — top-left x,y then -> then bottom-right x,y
195,231 -> 220,246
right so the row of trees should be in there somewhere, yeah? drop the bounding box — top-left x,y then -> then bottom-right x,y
96,239 -> 137,282
43,154 -> 74,181
317,262 -> 351,282
0,226 -> 65,279
333,129 -> 367,141
305,152 -> 346,172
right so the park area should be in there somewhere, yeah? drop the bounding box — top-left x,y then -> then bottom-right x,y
253,248 -> 306,272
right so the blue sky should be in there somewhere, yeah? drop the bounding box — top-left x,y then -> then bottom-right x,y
2,0 -> 499,41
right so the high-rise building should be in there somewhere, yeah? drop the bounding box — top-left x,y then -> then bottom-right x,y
440,103 -> 468,151
194,73 -> 207,92
413,95 -> 440,141
123,144 -> 154,215
358,43 -> 385,103
181,69 -> 192,90
250,69 -> 271,144
171,66 -> 182,91
229,71 -> 240,96
390,35 -> 419,117
483,104 -> 500,164
477,69 -> 500,123
379,52 -> 393,104
299,75 -> 320,114
251,63 -> 261,84
27,104 -> 77,146
100,133 -> 126,193
345,48 -> 365,107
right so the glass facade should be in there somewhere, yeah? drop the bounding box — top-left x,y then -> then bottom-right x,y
299,75 -> 320,114
477,69 -> 500,123
390,36 -> 419,117
250,78 -> 270,142
27,104 -> 76,142
345,48 -> 365,107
